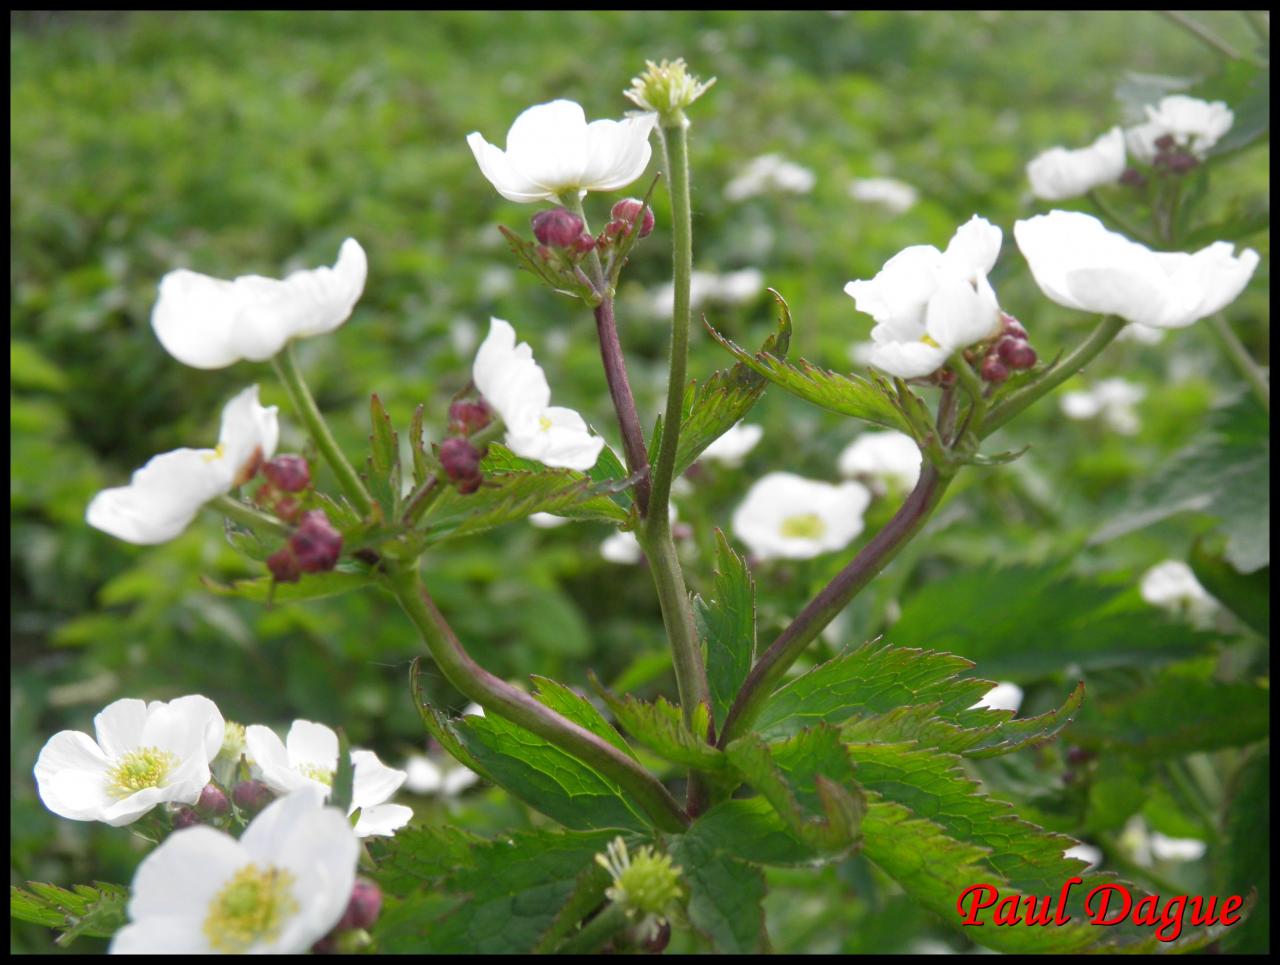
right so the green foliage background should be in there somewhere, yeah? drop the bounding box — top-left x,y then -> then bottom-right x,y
10,10 -> 1269,953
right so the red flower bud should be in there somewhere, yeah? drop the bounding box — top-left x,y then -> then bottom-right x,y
267,547 -> 301,584
610,198 -> 655,238
643,920 -> 672,954
999,312 -> 1028,341
1119,166 -> 1147,188
531,207 -> 586,248
571,232 -> 596,255
448,400 -> 492,437
980,356 -> 1009,383
1004,341 -> 1037,370
338,878 -> 383,932
440,437 -> 483,492
289,511 -> 343,574
262,455 -> 311,493
273,495 -> 302,525
1164,152 -> 1199,175
172,806 -> 202,830
1153,134 -> 1176,152
232,779 -> 274,814
196,784 -> 230,817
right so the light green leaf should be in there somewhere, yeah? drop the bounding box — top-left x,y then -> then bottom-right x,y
10,881 -> 129,945
694,530 -> 756,734
590,681 -> 730,778
200,568 -> 373,603
531,675 -> 638,761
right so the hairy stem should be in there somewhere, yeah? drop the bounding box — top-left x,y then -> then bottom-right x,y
718,464 -> 950,748
981,315 -> 1126,437
210,494 -> 292,539
1208,313 -> 1270,414
385,561 -> 689,834
595,296 -> 652,515
272,344 -> 373,516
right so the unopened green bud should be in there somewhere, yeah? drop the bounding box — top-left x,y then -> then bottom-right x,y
595,837 -> 682,938
624,58 -> 715,126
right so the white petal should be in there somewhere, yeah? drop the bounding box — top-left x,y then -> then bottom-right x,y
601,530 -> 644,565
732,472 -> 869,560
972,682 -> 1024,713
127,825 -> 245,924
285,719 -> 339,771
93,698 -> 149,758
943,215 -> 1002,281
504,100 -> 591,196
403,755 -> 444,794
86,448 -> 228,544
110,918 -> 212,955
1026,127 -> 1126,201
580,113 -> 656,191
838,431 -> 921,489
867,339 -> 949,380
34,731 -> 113,821
216,386 -> 280,486
353,803 -> 414,838
925,272 -> 1000,350
350,749 -> 407,810
245,724 -> 309,796
466,132 -> 557,203
166,695 -> 227,764
509,405 -> 604,471
239,785 -> 328,860
442,766 -> 481,796
699,422 -> 763,465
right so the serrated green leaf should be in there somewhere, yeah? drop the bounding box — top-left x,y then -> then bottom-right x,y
1219,748 -> 1269,953
200,568 -> 373,603
369,823 -> 485,897
1091,393 -> 1270,573
725,726 -> 864,853
668,834 -> 767,954
531,859 -> 611,953
707,309 -> 911,433
694,530 -> 756,734
681,796 -> 819,867
531,675 -> 638,761
590,680 -> 730,778
366,393 -> 400,519
1069,669 -> 1269,757
1189,536 -> 1269,637
10,881 -> 129,945
409,403 -> 431,488
888,564 -> 1218,677
758,643 -> 1083,757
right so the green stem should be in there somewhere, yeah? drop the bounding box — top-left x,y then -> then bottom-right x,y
981,315 -> 1126,437
556,903 -> 631,955
272,344 -> 373,516
1087,191 -> 1158,247
209,494 -> 291,538
718,463 -> 951,748
1208,313 -> 1270,413
384,561 -> 689,834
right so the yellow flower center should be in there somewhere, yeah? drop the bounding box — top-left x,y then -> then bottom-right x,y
538,415 -> 553,432
203,443 -> 227,463
299,763 -> 335,787
203,864 -> 299,953
919,334 -> 941,348
106,747 -> 177,798
779,513 -> 826,540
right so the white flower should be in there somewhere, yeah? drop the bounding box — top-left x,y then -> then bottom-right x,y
1015,210 -> 1259,329
529,511 -> 571,529
152,239 -> 367,370
245,721 -> 412,839
467,99 -> 657,203
724,153 -> 816,201
1064,843 -> 1103,870
732,472 -> 871,560
848,176 -> 919,214
35,695 -> 224,827
845,215 -> 1004,379
473,317 -> 604,471
1126,95 -> 1234,163
1150,831 -> 1208,863
972,682 -> 1024,713
1059,378 -> 1146,434
1140,559 -> 1216,621
86,386 -> 279,545
403,754 -> 481,798
109,788 -> 358,954
838,430 -> 922,491
649,268 -> 765,316
699,422 -> 763,466
1026,127 -> 1126,201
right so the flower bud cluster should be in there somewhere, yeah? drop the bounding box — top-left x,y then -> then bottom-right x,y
441,398 -> 493,494
529,198 -> 654,266
267,509 -> 343,584
979,313 -> 1037,383
254,454 -> 312,525
1149,133 -> 1200,176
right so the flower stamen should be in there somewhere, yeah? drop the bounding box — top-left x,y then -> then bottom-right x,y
106,747 -> 178,799
203,863 -> 299,953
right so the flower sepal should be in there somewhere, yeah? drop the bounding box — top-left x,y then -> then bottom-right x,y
498,225 -> 601,306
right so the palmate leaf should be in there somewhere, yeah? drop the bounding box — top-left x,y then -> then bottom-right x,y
10,881 -> 129,945
410,661 -> 649,833
694,530 -> 756,734
706,308 -> 911,434
649,288 -> 793,476
888,563 -> 1219,677
755,643 -> 1082,758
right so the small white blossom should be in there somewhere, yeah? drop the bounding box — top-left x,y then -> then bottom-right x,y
1059,378 -> 1147,435
35,695 -> 224,827
724,153 -> 816,201
838,430 -> 922,491
848,176 -> 919,214
846,216 -> 1004,379
972,682 -> 1024,713
1150,831 -> 1208,863
1064,843 -> 1103,870
152,239 -> 367,369
1027,127 -> 1126,201
403,754 -> 481,798
602,505 -> 677,565
698,422 -> 763,466
1126,95 -> 1234,163
529,512 -> 571,529
473,317 -> 604,471
1140,559 -> 1216,622
1015,210 -> 1258,329
467,100 -> 656,203
245,721 -> 412,839
732,473 -> 871,560
86,386 -> 278,545
650,268 -> 765,316
109,788 -> 357,954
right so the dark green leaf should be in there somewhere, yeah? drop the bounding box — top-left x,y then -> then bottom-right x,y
1219,748 -> 1269,953
1189,536 -> 1269,637
669,834 -> 767,954
693,530 -> 756,734
681,796 -> 819,867
10,881 -> 129,945
532,675 -> 637,761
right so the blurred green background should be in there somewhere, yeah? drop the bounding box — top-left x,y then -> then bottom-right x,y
11,10 -> 1269,953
